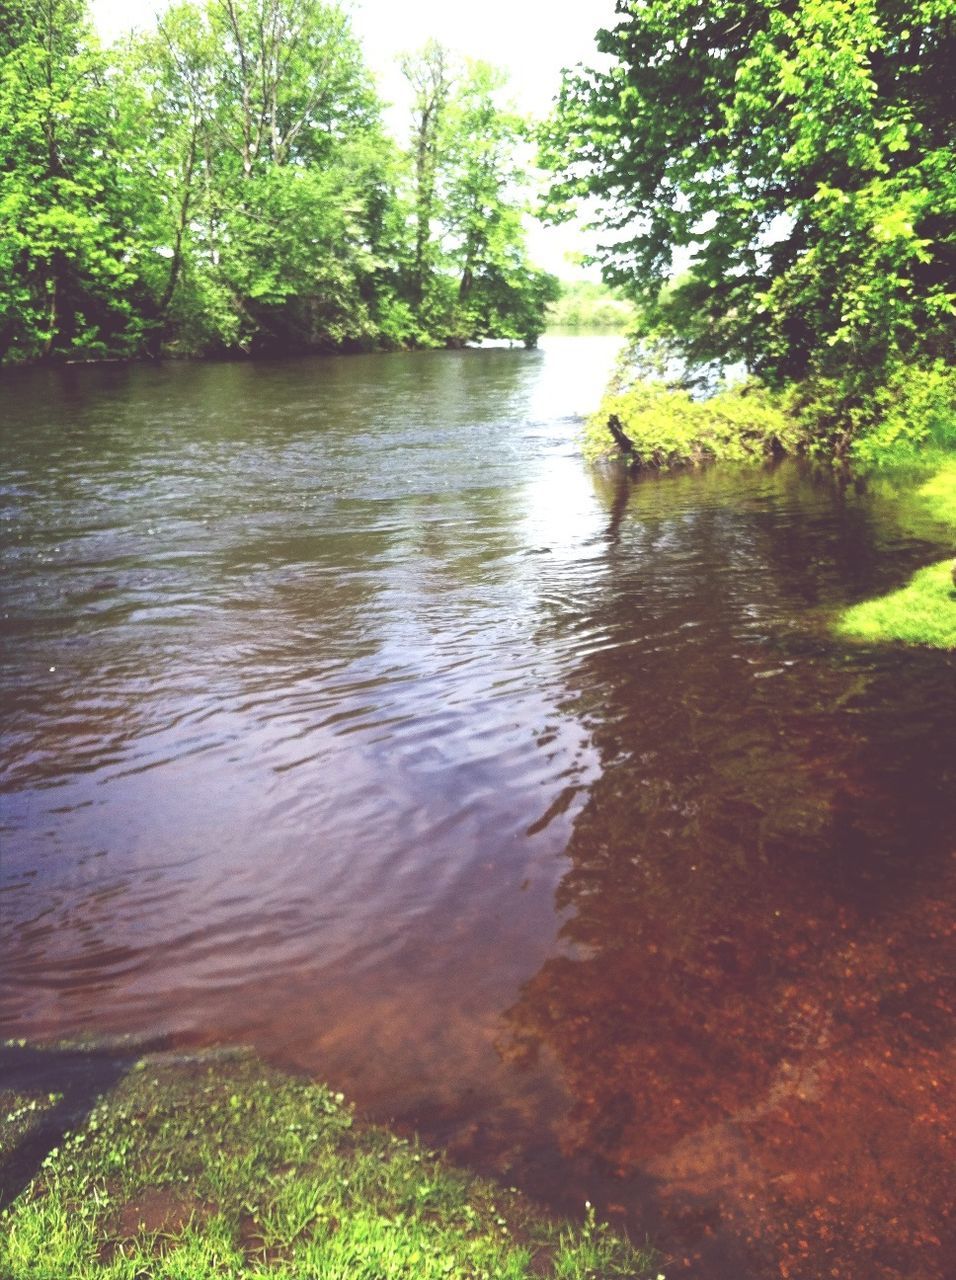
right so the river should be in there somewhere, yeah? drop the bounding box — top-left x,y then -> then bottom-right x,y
1,335 -> 953,1278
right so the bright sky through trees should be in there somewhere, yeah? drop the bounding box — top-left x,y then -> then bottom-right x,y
89,0 -> 615,276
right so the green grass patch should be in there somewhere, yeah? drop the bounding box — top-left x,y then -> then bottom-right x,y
835,560 -> 956,649
584,380 -> 804,468
834,457 -> 956,649
0,1048 -> 661,1280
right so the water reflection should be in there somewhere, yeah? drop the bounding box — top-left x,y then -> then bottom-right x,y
499,465 -> 955,1277
1,341 -> 953,1279
1,338 -> 617,1068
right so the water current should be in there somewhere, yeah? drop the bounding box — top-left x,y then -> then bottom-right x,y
1,336 -> 953,1277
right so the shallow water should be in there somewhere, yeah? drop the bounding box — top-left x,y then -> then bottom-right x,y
1,337 -> 953,1277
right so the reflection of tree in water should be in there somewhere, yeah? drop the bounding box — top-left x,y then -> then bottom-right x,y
499,465 -> 954,1275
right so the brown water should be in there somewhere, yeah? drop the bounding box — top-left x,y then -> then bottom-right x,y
1,337 -> 953,1277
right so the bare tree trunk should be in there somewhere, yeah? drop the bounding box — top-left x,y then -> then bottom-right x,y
607,413 -> 639,459
402,42 -> 450,309
158,124 -> 199,327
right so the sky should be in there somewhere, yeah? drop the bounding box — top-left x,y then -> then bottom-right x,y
88,0 -> 618,278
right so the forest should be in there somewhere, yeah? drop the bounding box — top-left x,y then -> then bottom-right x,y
0,0 -> 559,362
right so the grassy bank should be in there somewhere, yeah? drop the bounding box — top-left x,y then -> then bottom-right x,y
0,1046 -> 660,1280
835,458 -> 956,650
835,559 -> 956,648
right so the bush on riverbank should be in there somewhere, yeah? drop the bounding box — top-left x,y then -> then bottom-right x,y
583,378 -> 807,468
0,1048 -> 660,1280
830,362 -> 956,470
588,344 -> 956,474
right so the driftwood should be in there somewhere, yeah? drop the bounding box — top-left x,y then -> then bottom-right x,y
607,413 -> 638,460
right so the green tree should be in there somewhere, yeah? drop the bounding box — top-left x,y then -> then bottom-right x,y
398,51 -> 558,347
0,1 -> 559,362
138,0 -> 396,354
545,0 -> 955,445
400,38 -> 451,315
0,0 -> 152,360
442,62 -> 559,346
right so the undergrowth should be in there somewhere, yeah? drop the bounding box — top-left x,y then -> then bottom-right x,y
584,379 -> 804,468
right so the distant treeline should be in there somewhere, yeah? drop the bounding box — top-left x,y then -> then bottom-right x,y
546,281 -> 635,330
0,1 -> 559,364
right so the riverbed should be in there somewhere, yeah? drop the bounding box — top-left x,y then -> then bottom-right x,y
1,336 -> 952,1278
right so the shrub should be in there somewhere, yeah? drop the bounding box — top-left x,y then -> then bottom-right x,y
584,378 -> 804,468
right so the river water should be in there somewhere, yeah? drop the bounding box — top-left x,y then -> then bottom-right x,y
1,336 -> 953,1278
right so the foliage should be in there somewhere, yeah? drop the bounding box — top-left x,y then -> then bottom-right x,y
130,0 -> 400,355
544,0 -> 956,453
0,2 -> 556,361
835,559 -> 956,647
547,281 -> 635,330
399,50 -> 559,348
0,0 -> 152,360
585,375 -> 804,468
845,361 -> 956,468
400,38 -> 451,318
0,1048 -> 661,1279
918,457 -> 956,525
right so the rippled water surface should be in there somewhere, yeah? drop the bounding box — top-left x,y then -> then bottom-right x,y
1,337 -> 953,1278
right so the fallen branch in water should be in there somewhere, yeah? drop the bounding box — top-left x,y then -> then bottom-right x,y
607,413 -> 639,461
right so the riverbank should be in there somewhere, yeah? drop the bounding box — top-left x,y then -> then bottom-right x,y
582,380 -> 805,469
0,330 -> 541,371
586,376 -> 956,648
835,458 -> 956,649
0,1045 -> 660,1280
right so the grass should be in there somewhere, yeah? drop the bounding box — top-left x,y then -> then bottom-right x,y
835,559 -> 956,649
835,457 -> 956,649
0,1047 -> 661,1280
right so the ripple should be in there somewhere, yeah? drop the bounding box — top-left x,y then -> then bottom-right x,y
2,340 -> 952,1280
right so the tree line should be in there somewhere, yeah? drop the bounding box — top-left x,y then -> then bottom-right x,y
0,0 -> 558,364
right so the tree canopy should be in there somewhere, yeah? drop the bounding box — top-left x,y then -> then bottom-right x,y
545,0 -> 955,450
0,0 -> 557,362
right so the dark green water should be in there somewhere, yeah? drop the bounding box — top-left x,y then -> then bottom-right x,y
1,337 -> 953,1278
